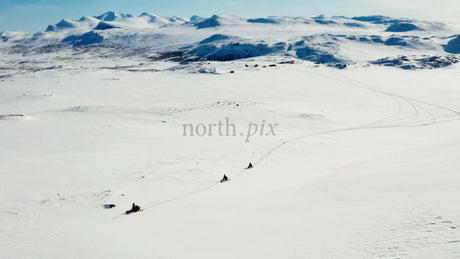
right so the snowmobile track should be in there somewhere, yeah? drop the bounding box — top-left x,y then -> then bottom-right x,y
2,72 -> 459,254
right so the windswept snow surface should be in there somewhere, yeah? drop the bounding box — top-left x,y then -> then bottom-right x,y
1,12 -> 460,259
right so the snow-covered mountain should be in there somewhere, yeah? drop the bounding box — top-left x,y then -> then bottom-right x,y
1,11 -> 460,77
2,11 -> 460,259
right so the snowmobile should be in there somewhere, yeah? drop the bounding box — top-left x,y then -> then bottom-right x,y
220,175 -> 229,183
125,203 -> 141,214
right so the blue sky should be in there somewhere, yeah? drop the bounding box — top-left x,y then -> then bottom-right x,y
1,0 -> 459,31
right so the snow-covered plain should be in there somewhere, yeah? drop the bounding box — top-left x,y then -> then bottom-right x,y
1,12 -> 460,258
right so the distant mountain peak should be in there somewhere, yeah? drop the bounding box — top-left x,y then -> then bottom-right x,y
94,11 -> 133,21
190,15 -> 204,22
194,15 -> 221,29
45,19 -> 77,32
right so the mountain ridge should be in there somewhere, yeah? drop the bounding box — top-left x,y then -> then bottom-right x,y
0,12 -> 459,72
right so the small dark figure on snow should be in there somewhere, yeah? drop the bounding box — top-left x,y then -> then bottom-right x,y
247,162 -> 253,169
104,204 -> 116,209
221,175 -> 229,183
126,203 -> 141,214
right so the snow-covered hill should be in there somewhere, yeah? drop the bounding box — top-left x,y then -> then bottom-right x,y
1,11 -> 460,259
1,11 -> 460,77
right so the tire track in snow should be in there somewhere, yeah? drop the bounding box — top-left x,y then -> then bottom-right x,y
251,72 -> 459,164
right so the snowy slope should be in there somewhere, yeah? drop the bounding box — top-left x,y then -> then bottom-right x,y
1,11 -> 460,259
